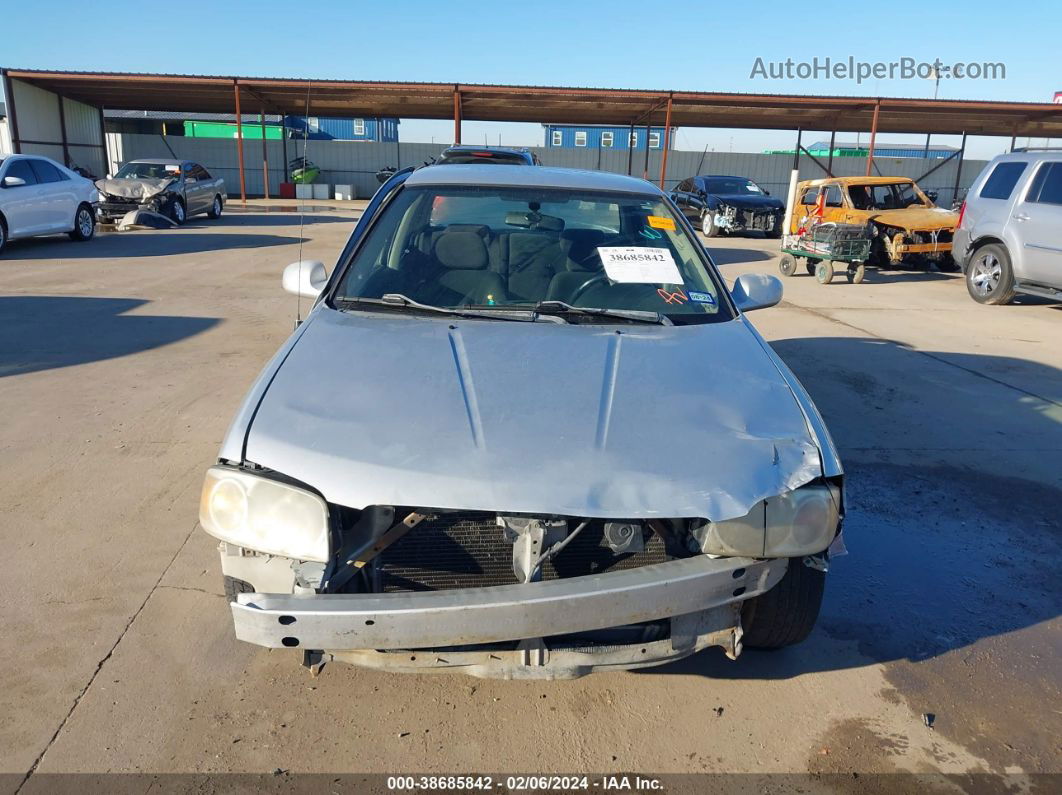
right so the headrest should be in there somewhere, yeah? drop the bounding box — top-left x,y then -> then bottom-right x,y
434,231 -> 490,270
559,229 -> 607,271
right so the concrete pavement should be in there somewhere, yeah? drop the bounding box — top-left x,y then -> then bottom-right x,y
0,203 -> 1058,788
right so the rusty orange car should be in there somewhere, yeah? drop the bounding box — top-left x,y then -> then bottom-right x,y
790,176 -> 960,270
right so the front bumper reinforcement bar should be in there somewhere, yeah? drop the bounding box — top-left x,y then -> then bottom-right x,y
232,555 -> 786,650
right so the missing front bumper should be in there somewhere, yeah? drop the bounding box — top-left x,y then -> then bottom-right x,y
231,555 -> 786,675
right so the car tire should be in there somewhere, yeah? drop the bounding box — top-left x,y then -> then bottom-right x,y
0,216 -> 6,256
68,203 -> 96,241
778,254 -> 798,277
167,197 -> 187,225
701,212 -> 718,238
223,575 -> 255,603
207,194 -> 223,219
741,558 -> 825,649
815,260 -> 835,284
966,243 -> 1015,305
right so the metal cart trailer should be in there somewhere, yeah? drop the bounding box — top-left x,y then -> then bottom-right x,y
778,223 -> 872,285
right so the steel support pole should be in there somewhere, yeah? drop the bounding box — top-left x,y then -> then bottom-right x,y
658,94 -> 673,190
951,132 -> 967,207
453,89 -> 462,145
626,123 -> 634,175
643,122 -> 651,179
56,93 -> 70,167
281,117 -> 289,183
2,70 -> 22,153
865,100 -> 881,176
261,110 -> 269,200
233,81 -> 247,202
827,129 -> 836,176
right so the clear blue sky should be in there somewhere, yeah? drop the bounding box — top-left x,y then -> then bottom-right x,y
2,0 -> 1057,158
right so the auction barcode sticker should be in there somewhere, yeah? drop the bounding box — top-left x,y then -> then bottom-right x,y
597,247 -> 683,284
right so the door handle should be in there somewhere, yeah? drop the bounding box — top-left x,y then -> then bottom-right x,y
1013,212 -> 1030,221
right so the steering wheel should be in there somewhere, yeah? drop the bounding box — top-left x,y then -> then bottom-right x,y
568,273 -> 610,304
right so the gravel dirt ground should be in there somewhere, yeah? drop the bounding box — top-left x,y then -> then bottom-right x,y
0,201 -> 1058,791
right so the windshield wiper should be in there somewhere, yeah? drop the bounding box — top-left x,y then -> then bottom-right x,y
335,294 -> 543,322
531,300 -> 671,325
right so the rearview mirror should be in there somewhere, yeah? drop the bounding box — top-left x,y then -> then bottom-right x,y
2,176 -> 27,188
283,260 -> 328,298
731,273 -> 782,312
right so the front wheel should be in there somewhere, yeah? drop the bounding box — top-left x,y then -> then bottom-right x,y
966,244 -> 1014,305
701,212 -> 718,238
68,204 -> 95,241
815,260 -> 835,284
207,194 -> 223,219
778,254 -> 798,277
741,558 -> 825,649
167,198 -> 187,225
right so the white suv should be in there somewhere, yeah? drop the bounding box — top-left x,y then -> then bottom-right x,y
954,149 -> 1062,304
0,154 -> 99,256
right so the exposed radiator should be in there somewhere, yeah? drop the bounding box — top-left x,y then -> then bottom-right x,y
376,513 -> 669,592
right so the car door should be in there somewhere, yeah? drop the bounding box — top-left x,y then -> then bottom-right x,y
0,158 -> 45,236
821,184 -> 845,224
185,163 -> 209,214
791,185 -> 819,233
671,179 -> 691,217
28,158 -> 76,231
1008,160 -> 1062,286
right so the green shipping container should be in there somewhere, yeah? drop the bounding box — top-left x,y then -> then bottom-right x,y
184,121 -> 283,140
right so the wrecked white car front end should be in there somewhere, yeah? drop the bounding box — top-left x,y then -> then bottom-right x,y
201,308 -> 843,679
95,177 -> 178,228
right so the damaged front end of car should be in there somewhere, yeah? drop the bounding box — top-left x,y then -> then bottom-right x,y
201,465 -> 843,679
94,177 -> 178,229
713,203 -> 784,235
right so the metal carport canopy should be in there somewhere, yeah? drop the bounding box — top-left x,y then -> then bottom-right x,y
3,68 -> 1061,137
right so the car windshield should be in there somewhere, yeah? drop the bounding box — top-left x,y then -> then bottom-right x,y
847,181 -> 928,210
704,178 -> 762,194
439,151 -> 529,165
114,162 -> 181,180
333,184 -> 731,324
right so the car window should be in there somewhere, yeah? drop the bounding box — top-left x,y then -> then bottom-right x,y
115,162 -> 181,179
979,162 -> 1027,200
334,185 -> 732,325
677,179 -> 692,192
4,160 -> 39,185
704,177 -> 761,194
823,185 -> 843,207
1026,162 -> 1062,205
197,165 -> 212,179
800,187 -> 819,204
28,159 -> 65,184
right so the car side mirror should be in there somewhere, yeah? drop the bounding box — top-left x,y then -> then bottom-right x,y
731,273 -> 783,312
764,189 -> 771,196
925,190 -> 938,202
283,260 -> 328,298
2,176 -> 27,188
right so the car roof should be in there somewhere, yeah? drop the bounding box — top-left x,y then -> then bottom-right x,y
127,158 -> 185,166
442,145 -> 531,155
799,176 -> 916,187
697,174 -> 754,179
405,164 -> 662,195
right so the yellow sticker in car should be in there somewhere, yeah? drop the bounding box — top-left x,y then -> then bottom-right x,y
647,215 -> 676,230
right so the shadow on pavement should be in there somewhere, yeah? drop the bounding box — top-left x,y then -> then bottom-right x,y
706,247 -> 774,266
0,296 -> 220,377
204,212 -> 355,227
646,336 -> 1061,681
0,232 -> 304,260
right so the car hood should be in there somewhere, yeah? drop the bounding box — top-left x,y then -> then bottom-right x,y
867,206 -> 958,231
710,193 -> 785,211
95,177 -> 175,200
242,308 -> 823,521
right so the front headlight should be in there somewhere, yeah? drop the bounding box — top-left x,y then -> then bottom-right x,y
198,466 -> 330,562
699,483 -> 840,558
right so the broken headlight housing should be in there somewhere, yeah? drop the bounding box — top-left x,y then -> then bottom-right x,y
199,466 -> 330,562
696,483 -> 840,558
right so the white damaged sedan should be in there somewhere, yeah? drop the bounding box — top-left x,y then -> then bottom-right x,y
199,165 -> 844,679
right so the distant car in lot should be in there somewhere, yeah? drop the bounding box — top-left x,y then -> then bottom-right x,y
0,154 -> 98,255
791,176 -> 959,270
954,150 -> 1062,304
95,159 -> 226,226
671,175 -> 785,238
436,145 -> 541,166
199,163 -> 844,680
